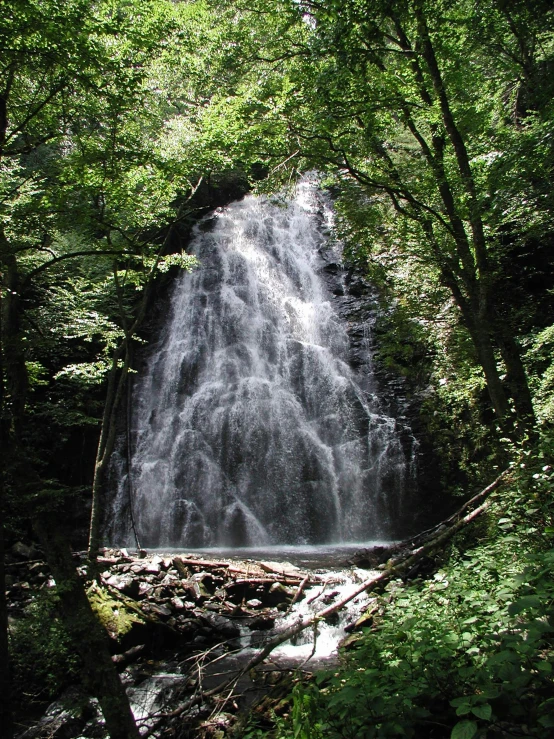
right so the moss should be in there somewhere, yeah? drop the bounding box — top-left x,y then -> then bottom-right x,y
87,585 -> 144,640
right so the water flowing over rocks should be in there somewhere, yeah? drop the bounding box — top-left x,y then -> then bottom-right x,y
107,177 -> 418,550
10,546 -> 389,738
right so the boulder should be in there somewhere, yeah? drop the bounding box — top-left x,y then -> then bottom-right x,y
203,613 -> 241,639
11,542 -> 34,560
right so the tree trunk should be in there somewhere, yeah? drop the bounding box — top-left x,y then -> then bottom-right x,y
88,342 -> 129,561
0,234 -> 24,739
437,260 -> 510,420
34,516 -> 140,739
0,482 -> 13,739
496,329 -> 536,424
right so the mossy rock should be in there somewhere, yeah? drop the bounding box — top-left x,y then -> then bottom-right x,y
88,585 -> 144,642
88,584 -> 180,654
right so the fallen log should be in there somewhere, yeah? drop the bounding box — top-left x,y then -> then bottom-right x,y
234,577 -> 304,585
173,556 -> 231,571
398,468 -> 508,553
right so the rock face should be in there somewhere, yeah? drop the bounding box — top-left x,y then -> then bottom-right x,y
312,207 -> 439,536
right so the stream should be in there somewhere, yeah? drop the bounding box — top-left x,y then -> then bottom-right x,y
14,545 -> 390,739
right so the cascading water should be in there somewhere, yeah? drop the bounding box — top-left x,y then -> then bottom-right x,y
109,179 -> 413,548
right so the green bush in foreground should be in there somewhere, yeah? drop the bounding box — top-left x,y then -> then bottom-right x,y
245,456 -> 554,739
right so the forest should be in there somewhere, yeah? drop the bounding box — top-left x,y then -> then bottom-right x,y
1,0 -> 554,737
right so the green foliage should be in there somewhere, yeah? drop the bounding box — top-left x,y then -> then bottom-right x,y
525,325 -> 554,424
262,454 -> 554,739
10,591 -> 82,702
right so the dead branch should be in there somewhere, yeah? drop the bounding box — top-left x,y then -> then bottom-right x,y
234,576 -> 304,585
290,575 -> 310,608
173,557 -> 231,571
401,468 -> 508,550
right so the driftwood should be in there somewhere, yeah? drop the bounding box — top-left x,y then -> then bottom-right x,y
258,561 -> 303,578
234,576 -> 305,586
173,557 -> 231,571
290,575 -> 310,608
142,469 -> 509,735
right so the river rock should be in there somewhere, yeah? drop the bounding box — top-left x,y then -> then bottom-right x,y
248,614 -> 275,630
138,581 -> 154,598
145,562 -> 161,574
267,582 -> 291,605
105,574 -> 140,598
182,580 -> 204,602
203,613 -> 241,638
11,541 -> 34,560
143,602 -> 172,618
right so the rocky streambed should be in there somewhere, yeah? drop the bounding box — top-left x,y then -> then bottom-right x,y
7,544 -> 395,738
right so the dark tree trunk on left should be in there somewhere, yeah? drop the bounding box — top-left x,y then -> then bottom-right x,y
0,480 -> 13,739
34,517 -> 140,739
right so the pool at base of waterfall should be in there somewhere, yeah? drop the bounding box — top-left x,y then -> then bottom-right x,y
142,540 -> 396,569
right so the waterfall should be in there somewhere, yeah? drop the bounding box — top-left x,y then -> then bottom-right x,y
108,179 -> 413,548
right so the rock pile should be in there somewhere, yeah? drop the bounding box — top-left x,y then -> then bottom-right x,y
6,544 -> 324,663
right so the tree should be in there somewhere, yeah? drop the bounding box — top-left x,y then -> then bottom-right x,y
1,0 -> 257,731
209,0 -> 554,427
0,1 -> 193,735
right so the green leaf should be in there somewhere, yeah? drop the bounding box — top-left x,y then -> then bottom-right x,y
471,704 -> 492,720
451,720 -> 477,739
508,595 -> 541,615
455,705 -> 472,716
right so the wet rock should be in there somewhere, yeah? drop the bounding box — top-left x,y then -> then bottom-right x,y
323,611 -> 340,626
143,602 -> 172,619
321,590 -> 340,605
341,633 -> 362,650
171,596 -> 185,610
105,574 -> 140,599
182,580 -> 205,602
267,582 -> 291,605
348,545 -> 396,568
248,614 -> 275,631
144,562 -> 161,574
138,581 -> 154,598
153,585 -> 174,599
11,541 -> 34,560
203,613 -> 241,638
17,687 -> 96,739
344,611 -> 374,633
246,598 -> 263,608
191,572 -> 218,593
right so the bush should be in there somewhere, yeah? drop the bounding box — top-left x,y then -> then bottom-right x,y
10,590 -> 82,706
253,462 -> 554,739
